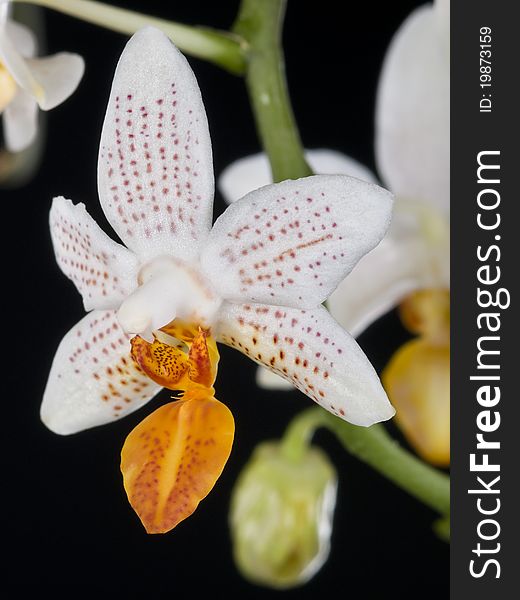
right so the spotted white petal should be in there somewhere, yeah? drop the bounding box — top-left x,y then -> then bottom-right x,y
49,197 -> 140,311
6,20 -> 36,57
98,26 -> 214,263
24,52 -> 84,110
329,194 -> 451,336
201,175 -> 392,309
216,302 -> 395,426
41,310 -> 161,435
2,88 -> 37,152
376,4 -> 449,213
327,224 -> 425,337
219,149 -> 377,204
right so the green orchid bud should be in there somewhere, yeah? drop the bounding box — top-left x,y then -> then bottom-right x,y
230,441 -> 337,589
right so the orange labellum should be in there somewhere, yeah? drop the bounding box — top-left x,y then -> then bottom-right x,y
130,321 -> 219,392
130,335 -> 191,390
121,392 -> 235,534
188,328 -> 219,388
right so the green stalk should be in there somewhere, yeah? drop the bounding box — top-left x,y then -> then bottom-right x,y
280,408 -> 321,462
12,0 -> 247,74
233,0 -> 311,181
285,408 -> 450,518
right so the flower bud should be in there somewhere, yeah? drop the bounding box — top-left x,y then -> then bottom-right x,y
229,441 -> 337,589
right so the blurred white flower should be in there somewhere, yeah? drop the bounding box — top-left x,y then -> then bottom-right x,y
0,1 -> 84,151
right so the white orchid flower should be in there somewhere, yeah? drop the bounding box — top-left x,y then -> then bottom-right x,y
219,0 -> 449,389
0,2 -> 84,152
41,26 -> 395,448
332,0 -> 450,329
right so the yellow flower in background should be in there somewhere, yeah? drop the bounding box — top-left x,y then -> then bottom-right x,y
383,290 -> 450,466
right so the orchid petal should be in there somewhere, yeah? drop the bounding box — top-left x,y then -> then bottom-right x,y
306,150 -> 376,183
187,327 -> 219,388
6,21 -> 36,57
435,0 -> 450,49
41,310 -> 161,435
121,392 -> 234,533
216,302 -> 395,426
0,2 -> 7,28
49,197 -> 140,311
201,175 -> 392,309
376,4 -> 449,213
0,25 -> 82,110
263,218 -> 434,383
24,52 -> 84,110
2,88 -> 37,152
256,366 -> 294,390
327,216 -> 424,336
98,26 -> 214,263
328,205 -> 449,336
219,150 -> 376,204
130,326 -> 218,390
161,320 -> 220,387
130,335 -> 190,390
0,14 -> 42,101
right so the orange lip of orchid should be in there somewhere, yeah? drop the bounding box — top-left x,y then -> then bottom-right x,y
121,321 -> 235,534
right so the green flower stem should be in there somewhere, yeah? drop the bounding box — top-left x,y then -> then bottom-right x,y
280,408 -> 322,462
13,0 -> 247,74
233,0 -> 311,181
285,408 -> 450,518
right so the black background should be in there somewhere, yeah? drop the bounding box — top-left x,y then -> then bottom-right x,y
5,1 -> 448,597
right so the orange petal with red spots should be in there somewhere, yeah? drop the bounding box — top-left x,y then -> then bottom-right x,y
130,335 -> 191,390
121,392 -> 235,533
188,328 -> 219,387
